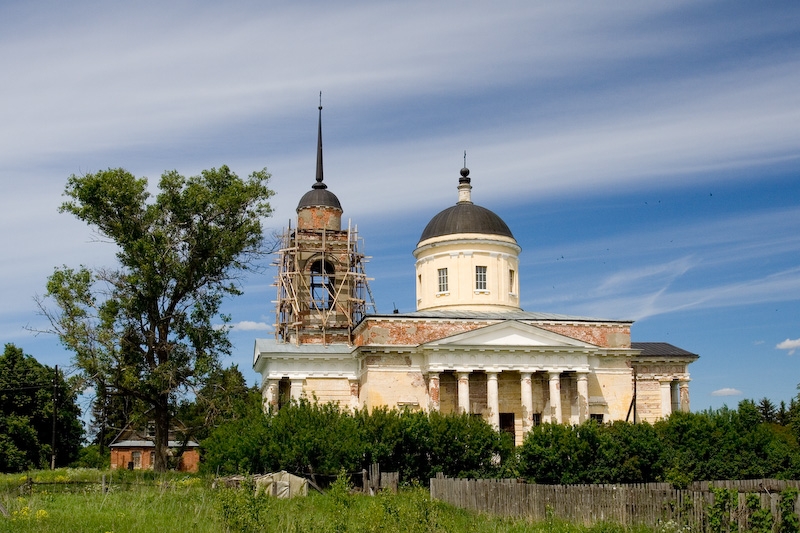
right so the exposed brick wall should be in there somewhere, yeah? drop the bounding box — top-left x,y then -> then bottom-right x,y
297,206 -> 342,231
355,318 -> 631,348
535,322 -> 631,348
109,447 -> 199,472
356,319 -> 493,346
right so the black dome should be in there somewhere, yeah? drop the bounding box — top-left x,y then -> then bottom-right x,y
297,187 -> 342,211
419,203 -> 514,242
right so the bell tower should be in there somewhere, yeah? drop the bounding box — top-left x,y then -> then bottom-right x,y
274,101 -> 375,345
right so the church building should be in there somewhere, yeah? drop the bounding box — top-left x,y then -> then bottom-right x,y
253,107 -> 698,444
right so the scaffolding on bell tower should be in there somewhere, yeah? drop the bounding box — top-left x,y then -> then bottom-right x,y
273,218 -> 376,345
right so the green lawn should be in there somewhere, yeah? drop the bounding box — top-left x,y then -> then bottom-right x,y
0,469 -> 660,533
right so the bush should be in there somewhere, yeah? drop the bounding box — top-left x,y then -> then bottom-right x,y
202,402 -> 508,483
69,445 -> 110,469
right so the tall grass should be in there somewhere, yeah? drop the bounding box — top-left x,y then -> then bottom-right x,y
1,469 -> 662,532
0,469 -> 220,533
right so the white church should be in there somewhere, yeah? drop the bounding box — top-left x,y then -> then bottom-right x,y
254,106 -> 697,444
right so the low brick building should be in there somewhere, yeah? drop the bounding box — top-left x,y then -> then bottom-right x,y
109,424 -> 200,472
253,108 -> 697,444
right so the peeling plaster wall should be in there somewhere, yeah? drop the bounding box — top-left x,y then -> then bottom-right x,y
304,377 -> 352,406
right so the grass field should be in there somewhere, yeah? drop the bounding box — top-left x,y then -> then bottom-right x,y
0,469 -> 662,533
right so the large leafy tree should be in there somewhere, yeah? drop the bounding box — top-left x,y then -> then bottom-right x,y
0,343 -> 83,472
39,166 -> 273,471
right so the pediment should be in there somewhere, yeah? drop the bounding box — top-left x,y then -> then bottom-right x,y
423,320 -> 595,348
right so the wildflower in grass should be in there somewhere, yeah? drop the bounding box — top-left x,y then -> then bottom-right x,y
36,509 -> 48,519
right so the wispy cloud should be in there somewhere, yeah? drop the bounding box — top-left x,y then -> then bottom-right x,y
777,338 -> 800,356
712,388 -> 743,397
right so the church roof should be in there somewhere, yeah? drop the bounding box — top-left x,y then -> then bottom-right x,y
419,203 -> 514,241
372,309 -> 632,323
631,342 -> 698,358
297,187 -> 342,210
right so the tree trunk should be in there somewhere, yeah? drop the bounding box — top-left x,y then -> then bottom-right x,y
153,394 -> 171,472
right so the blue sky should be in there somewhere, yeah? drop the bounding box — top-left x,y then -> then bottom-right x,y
1,1 -> 798,417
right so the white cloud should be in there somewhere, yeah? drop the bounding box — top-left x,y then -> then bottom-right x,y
712,388 -> 743,397
777,338 -> 800,356
230,321 -> 271,332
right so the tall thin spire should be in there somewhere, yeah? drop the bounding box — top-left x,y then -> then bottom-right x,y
313,92 -> 326,190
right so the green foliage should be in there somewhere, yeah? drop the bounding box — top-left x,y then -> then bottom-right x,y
780,488 -> 800,533
744,493 -> 773,533
176,364 -> 257,443
38,165 -> 273,471
0,344 -> 83,472
518,420 -> 663,485
707,486 -> 736,533
517,400 -> 800,486
202,401 -> 508,483
69,444 -> 110,469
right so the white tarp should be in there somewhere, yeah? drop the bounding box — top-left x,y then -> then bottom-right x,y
254,471 -> 308,499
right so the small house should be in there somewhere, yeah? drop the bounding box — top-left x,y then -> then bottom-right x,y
109,422 -> 200,472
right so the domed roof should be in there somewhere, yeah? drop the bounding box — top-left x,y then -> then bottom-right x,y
418,167 -> 515,243
419,203 -> 514,241
297,186 -> 342,211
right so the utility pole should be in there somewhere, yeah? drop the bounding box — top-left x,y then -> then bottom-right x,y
50,364 -> 58,470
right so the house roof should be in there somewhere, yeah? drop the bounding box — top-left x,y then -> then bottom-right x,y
110,440 -> 199,448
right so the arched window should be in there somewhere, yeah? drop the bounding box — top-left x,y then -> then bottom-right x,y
310,260 -> 335,310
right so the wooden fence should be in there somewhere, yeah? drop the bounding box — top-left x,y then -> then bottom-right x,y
429,475 -> 800,530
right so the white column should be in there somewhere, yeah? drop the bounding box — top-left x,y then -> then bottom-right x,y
290,378 -> 304,401
548,371 -> 562,424
428,373 -> 440,412
660,380 -> 673,418
671,381 -> 680,414
486,372 -> 500,430
263,379 -> 279,413
457,372 -> 470,414
679,379 -> 691,412
349,379 -> 360,411
576,372 -> 589,423
520,372 -> 533,434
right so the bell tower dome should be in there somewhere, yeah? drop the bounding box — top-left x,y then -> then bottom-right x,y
413,166 -> 521,312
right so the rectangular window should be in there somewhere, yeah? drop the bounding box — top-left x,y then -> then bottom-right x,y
437,268 -> 448,293
499,413 -> 515,438
531,413 -> 542,427
509,270 -> 516,293
132,451 -> 142,469
590,413 -> 604,424
475,266 -> 487,291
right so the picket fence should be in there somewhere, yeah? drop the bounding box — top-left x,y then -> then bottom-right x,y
429,475 -> 800,530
